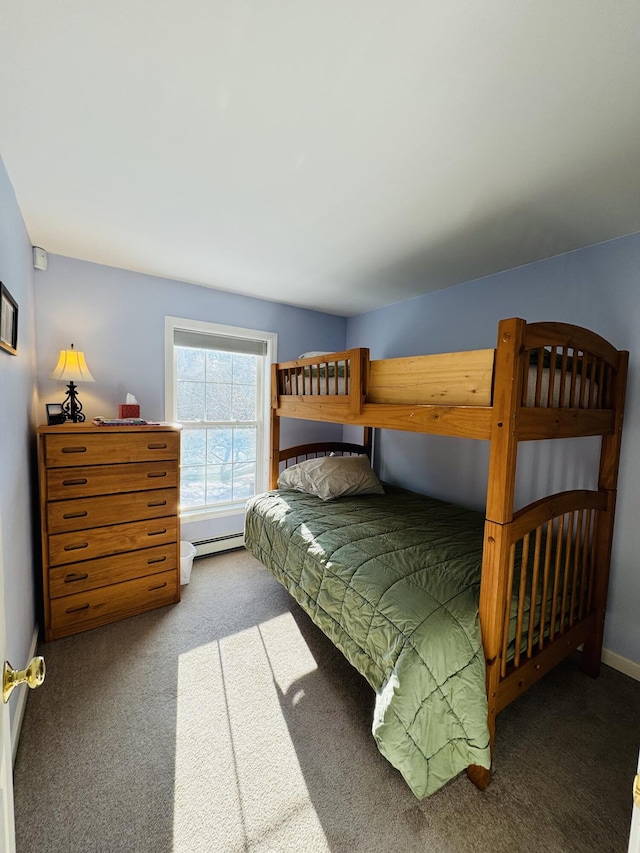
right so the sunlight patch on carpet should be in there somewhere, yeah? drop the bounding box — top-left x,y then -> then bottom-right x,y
172,619 -> 328,851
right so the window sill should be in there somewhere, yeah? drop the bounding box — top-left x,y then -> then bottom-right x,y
180,503 -> 249,523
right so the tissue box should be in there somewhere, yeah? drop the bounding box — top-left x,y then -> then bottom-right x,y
118,404 -> 140,419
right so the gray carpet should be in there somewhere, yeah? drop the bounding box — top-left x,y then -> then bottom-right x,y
13,549 -> 640,852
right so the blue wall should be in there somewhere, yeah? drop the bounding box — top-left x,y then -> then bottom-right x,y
0,156 -> 39,732
346,233 -> 640,664
34,254 -> 347,541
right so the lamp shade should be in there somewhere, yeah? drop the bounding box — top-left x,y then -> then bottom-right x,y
49,345 -> 95,383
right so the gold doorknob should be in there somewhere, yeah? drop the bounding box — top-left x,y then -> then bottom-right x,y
634,774 -> 640,810
3,656 -> 46,703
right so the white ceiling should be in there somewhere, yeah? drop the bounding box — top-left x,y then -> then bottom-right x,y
1,2 -> 639,316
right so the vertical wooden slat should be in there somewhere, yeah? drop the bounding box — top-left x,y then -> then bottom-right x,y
547,346 -> 557,408
587,509 -> 597,613
560,511 -> 575,632
569,509 -> 584,626
596,358 -> 605,408
587,356 -> 597,408
578,353 -> 588,409
527,526 -> 543,657
514,533 -> 530,668
549,514 -> 565,641
534,347 -> 544,406
539,520 -> 553,650
559,347 -> 569,408
520,350 -> 529,406
579,509 -> 593,620
501,543 -> 516,679
569,349 -> 578,407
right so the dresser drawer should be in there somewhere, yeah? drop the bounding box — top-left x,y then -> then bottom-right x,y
47,460 -> 178,499
44,431 -> 179,468
48,543 -> 178,598
49,569 -> 178,638
47,488 -> 177,534
49,517 -> 178,566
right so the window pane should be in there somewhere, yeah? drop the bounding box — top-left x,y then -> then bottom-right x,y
205,382 -> 232,421
181,466 -> 206,507
232,384 -> 256,421
182,429 -> 206,466
177,347 -> 205,381
234,427 -> 256,462
233,461 -> 256,499
206,463 -> 233,503
177,381 -> 205,421
207,427 -> 232,464
206,350 -> 233,382
232,353 -> 257,384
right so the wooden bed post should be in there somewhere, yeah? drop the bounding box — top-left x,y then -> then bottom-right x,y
363,426 -> 373,459
468,317 -> 526,789
582,349 -> 628,677
270,363 -> 280,489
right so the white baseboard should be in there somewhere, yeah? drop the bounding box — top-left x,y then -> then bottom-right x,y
12,624 -> 39,764
601,647 -> 640,682
194,534 -> 244,558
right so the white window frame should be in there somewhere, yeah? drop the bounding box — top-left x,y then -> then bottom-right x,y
164,316 -> 277,521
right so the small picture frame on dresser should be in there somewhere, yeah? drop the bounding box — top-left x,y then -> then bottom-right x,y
46,403 -> 66,425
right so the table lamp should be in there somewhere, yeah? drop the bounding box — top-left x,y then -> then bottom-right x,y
49,344 -> 95,423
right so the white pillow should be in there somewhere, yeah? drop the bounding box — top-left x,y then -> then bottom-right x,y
278,455 -> 384,501
298,350 -> 333,359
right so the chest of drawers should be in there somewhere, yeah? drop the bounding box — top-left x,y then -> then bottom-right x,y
37,424 -> 181,641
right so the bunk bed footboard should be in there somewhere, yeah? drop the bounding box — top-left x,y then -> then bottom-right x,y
481,489 -> 609,724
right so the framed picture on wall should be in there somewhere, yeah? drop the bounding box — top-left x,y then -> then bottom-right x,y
0,282 -> 18,356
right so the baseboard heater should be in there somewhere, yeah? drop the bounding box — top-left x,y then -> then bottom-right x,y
193,533 -> 245,558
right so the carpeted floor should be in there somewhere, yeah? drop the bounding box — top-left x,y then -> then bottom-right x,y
13,549 -> 640,852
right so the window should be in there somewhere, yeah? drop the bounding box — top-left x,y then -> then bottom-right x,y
165,318 -> 276,518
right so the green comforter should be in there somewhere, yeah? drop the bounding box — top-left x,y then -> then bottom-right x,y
244,486 -> 491,798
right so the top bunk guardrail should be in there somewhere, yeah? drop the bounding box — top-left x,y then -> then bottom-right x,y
272,319 -> 627,441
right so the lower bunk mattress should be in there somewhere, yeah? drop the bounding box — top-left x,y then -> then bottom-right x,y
244,485 -> 491,798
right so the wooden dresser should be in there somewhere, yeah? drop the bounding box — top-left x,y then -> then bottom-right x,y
37,424 -> 181,641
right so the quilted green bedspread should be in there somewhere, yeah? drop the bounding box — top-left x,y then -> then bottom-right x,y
244,486 -> 491,798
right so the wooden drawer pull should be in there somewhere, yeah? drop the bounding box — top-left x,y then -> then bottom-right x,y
147,471 -> 167,479
147,528 -> 167,537
65,603 -> 90,614
64,541 -> 89,551
147,556 -> 167,565
64,572 -> 89,583
61,446 -> 87,454
147,443 -> 168,450
63,510 -> 88,519
62,477 -> 88,486
147,500 -> 167,508
148,581 -> 168,591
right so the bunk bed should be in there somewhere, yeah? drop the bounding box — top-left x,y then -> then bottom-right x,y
244,317 -> 628,798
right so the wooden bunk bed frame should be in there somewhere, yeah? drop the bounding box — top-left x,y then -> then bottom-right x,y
268,317 -> 628,790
